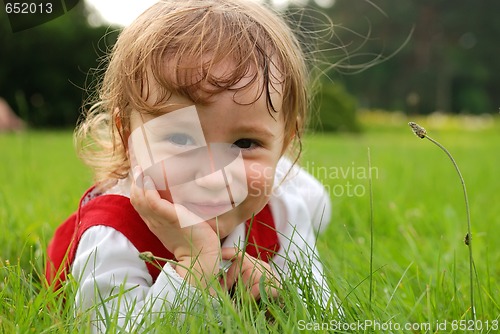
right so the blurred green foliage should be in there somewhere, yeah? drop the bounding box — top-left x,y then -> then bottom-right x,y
310,83 -> 361,133
308,0 -> 500,115
1,0 -> 498,129
0,2 -> 118,128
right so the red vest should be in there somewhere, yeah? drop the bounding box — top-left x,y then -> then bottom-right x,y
45,187 -> 280,288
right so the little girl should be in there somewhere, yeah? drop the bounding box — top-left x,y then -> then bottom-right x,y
46,0 -> 334,330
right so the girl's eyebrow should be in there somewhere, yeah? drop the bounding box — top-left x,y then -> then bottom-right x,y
235,124 -> 275,138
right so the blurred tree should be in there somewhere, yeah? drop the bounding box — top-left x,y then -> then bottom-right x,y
303,0 -> 500,114
309,82 -> 361,133
0,2 -> 118,127
2,0 -> 498,129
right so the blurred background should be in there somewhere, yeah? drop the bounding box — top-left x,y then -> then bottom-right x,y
0,0 -> 499,131
1,2 -> 499,323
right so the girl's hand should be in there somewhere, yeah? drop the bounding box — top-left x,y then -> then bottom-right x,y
130,168 -> 221,286
220,247 -> 281,300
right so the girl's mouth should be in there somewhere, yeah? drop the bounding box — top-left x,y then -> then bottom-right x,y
182,201 -> 234,217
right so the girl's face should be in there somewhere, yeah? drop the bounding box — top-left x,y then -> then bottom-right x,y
129,71 -> 286,239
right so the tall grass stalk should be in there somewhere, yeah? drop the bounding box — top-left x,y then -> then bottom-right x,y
408,121 -> 476,322
367,147 -> 374,311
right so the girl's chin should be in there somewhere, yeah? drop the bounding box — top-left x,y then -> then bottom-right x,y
205,213 -> 245,239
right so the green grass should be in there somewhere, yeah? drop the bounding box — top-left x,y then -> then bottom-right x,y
303,114 -> 500,332
1,114 -> 499,333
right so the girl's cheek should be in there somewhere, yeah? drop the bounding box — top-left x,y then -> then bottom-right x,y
246,162 -> 275,199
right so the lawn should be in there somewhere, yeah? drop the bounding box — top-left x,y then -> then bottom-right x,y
1,112 -> 499,332
305,113 -> 500,332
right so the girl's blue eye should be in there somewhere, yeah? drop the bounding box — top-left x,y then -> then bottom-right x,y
165,133 -> 196,146
233,139 -> 259,150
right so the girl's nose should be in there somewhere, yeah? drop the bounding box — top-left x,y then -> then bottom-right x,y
194,168 -> 232,190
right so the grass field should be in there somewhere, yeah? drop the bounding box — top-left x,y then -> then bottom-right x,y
1,112 -> 499,332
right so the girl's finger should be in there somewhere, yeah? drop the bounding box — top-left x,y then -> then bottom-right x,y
140,176 -> 178,218
130,170 -> 146,208
132,165 -> 143,188
131,173 -> 178,227
220,261 -> 238,291
220,247 -> 241,261
249,281 -> 279,300
218,248 -> 238,291
219,249 -> 278,298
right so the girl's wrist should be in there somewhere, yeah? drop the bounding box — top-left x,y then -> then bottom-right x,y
175,253 -> 220,288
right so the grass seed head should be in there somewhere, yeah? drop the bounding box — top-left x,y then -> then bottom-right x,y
408,122 -> 427,138
139,251 -> 155,263
464,233 -> 471,246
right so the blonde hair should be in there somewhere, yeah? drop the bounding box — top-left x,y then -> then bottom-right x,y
76,0 -> 310,183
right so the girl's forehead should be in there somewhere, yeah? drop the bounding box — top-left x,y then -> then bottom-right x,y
131,87 -> 285,137
143,57 -> 284,112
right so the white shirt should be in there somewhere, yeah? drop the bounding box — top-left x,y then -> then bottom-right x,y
72,157 -> 333,331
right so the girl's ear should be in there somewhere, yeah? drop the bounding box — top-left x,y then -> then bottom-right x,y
115,113 -> 122,132
281,131 -> 295,155
281,118 -> 300,155
114,108 -> 130,149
